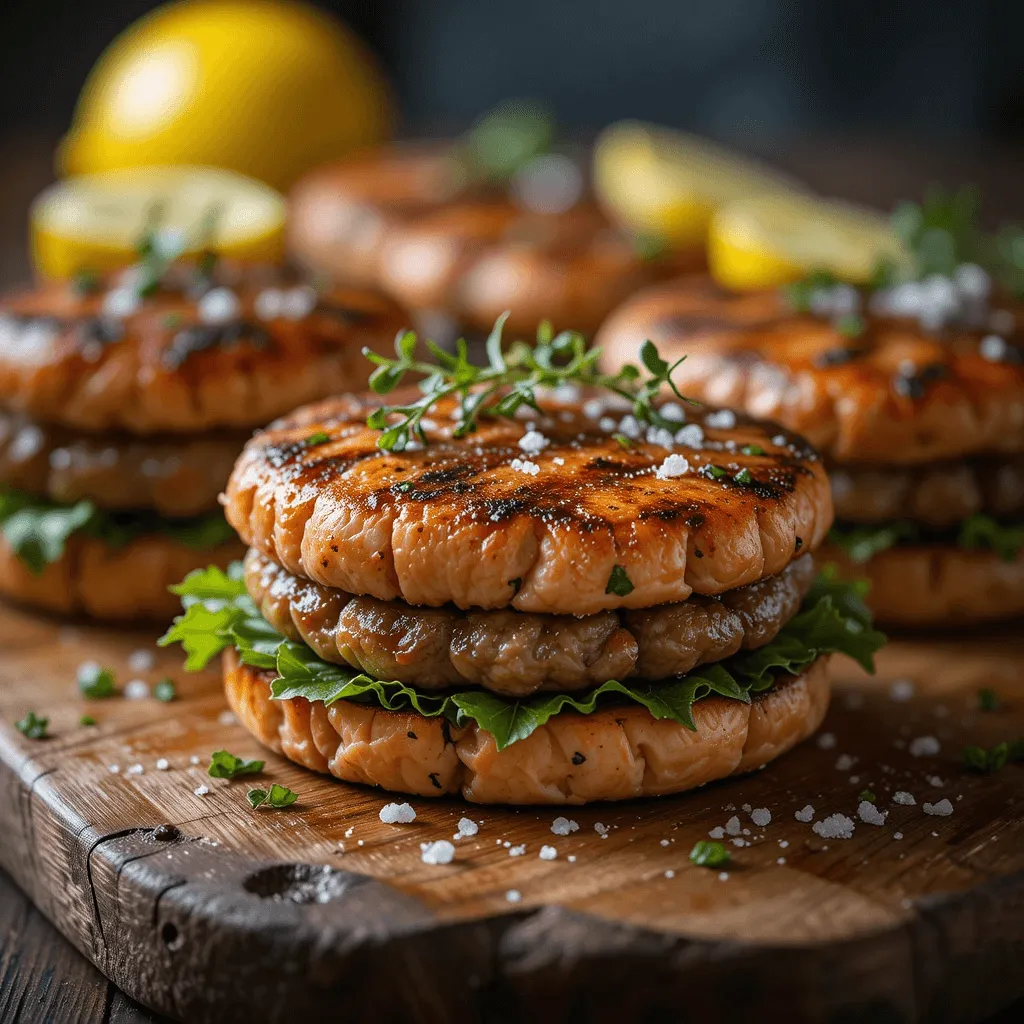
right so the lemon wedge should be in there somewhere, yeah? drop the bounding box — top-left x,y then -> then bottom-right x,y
709,193 -> 910,291
31,166 -> 286,279
593,121 -> 804,250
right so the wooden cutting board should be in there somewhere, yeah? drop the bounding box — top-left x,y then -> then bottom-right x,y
0,600 -> 1021,1024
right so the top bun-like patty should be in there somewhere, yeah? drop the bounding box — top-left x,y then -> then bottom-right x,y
0,267 -> 406,435
224,391 -> 831,615
597,277 -> 1024,465
288,142 -> 697,336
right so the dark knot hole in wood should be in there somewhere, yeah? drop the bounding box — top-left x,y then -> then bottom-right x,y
242,864 -> 360,904
160,921 -> 184,951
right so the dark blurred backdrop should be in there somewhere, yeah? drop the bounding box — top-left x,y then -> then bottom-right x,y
2,0 -> 1023,143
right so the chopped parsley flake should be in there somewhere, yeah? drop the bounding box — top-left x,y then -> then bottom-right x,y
16,711 -> 49,740
154,678 -> 177,702
208,750 -> 265,779
964,741 -> 1023,773
305,431 -> 331,447
858,789 -> 877,803
836,313 -> 866,338
689,840 -> 731,868
733,468 -> 753,485
977,688 -> 1000,712
77,663 -> 116,699
247,784 -> 298,809
79,715 -> 97,727
612,433 -> 632,449
740,444 -> 765,456
605,564 -> 634,597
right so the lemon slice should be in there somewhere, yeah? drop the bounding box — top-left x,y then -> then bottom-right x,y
31,166 -> 286,279
593,121 -> 804,250
709,193 -> 910,291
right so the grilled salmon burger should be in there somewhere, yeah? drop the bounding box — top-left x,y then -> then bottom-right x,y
162,318 -> 883,804
597,270 -> 1024,627
287,103 -> 697,341
0,252 -> 406,621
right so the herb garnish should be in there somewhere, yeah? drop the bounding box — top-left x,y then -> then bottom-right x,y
858,789 -> 877,803
977,688 -> 1000,712
362,314 -> 693,452
305,431 -> 331,447
829,516 -> 1024,565
740,444 -> 765,456
836,313 -> 866,338
208,750 -> 265,779
247,784 -> 298,810
733,468 -> 753,485
963,741 -> 1024,773
72,268 -> 101,296
689,841 -> 731,868
605,565 -> 634,597
154,678 -> 177,703
16,711 -> 49,740
79,715 -> 97,727
78,663 -> 116,699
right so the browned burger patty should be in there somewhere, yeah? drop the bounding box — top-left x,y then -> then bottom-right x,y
0,267 -> 407,434
224,649 -> 832,804
0,410 -> 246,517
245,548 -> 815,697
596,276 -> 1024,465
225,392 -> 832,614
288,142 -> 699,337
830,456 -> 1024,527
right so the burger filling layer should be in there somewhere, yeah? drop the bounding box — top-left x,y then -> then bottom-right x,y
162,558 -> 884,750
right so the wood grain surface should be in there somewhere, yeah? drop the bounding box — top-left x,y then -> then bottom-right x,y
0,597 -> 1021,1023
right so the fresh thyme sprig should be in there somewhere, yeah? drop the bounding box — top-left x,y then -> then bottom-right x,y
361,313 -> 694,452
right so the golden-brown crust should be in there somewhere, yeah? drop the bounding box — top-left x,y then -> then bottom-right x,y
0,530 -> 244,622
596,277 -> 1024,464
223,649 -> 831,804
822,543 -> 1024,626
0,270 -> 407,434
224,392 -> 832,614
0,411 -> 246,516
288,142 -> 700,336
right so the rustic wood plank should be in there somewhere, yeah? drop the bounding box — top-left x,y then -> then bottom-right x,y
0,598 -> 1021,1022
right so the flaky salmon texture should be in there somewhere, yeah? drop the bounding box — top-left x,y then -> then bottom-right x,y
164,331 -> 884,804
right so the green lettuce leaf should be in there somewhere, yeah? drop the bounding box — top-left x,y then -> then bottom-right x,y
162,564 -> 886,750
830,515 -> 1024,565
0,486 -> 235,575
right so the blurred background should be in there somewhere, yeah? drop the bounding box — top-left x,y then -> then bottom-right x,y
1,0 -> 1023,287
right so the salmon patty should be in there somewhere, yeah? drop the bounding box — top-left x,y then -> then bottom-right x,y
224,392 -> 832,615
597,274 -> 1024,625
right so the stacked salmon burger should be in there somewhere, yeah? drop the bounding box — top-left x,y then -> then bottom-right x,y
0,250 -> 405,621
163,319 -> 883,804
598,270 -> 1024,626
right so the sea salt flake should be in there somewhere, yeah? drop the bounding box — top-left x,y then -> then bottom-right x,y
194,785 -> 209,797
218,710 -> 236,726
660,839 -> 671,847
835,754 -> 857,771
127,649 -> 155,673
674,423 -> 704,447
889,678 -> 915,702
126,763 -> 144,776
750,808 -> 771,827
108,764 -> 120,774
705,409 -> 736,429
816,732 -> 837,750
551,816 -> 579,836
379,802 -> 417,824
655,453 -> 690,480
812,813 -> 855,840
455,817 -> 478,838
505,889 -> 522,903
708,826 -> 725,839
858,801 -> 888,826
123,679 -> 150,700
518,430 -> 550,455
617,415 -> 642,439
508,844 -> 527,857
718,872 -> 730,881
724,815 -> 742,836
794,804 -> 815,823
893,832 -> 904,840
538,845 -> 557,861
909,736 -> 941,757
509,458 -> 540,476
156,758 -> 169,771
923,799 -> 954,817
664,869 -> 676,879
197,287 -> 240,325
421,841 -> 455,865
594,822 -> 609,836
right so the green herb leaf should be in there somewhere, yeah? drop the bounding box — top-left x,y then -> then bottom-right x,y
963,740 -> 1022,773
611,433 -> 633,449
733,468 -> 753,485
247,783 -> 297,810
783,270 -> 840,313
858,789 -> 876,803
79,715 -> 97,727
154,678 -> 177,703
605,565 -> 634,597
463,99 -> 556,183
72,268 -> 101,296
957,515 -> 1024,562
740,444 -> 765,456
689,841 -> 730,867
77,663 -> 116,699
827,521 -> 919,564
977,688 -> 1000,712
16,711 -> 49,740
208,749 -> 265,779
836,313 -> 866,338
305,431 -> 331,447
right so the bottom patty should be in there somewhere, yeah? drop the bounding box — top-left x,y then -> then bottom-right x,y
224,648 -> 831,804
245,549 -> 815,697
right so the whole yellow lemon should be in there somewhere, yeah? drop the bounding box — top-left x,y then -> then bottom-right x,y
59,0 -> 393,190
